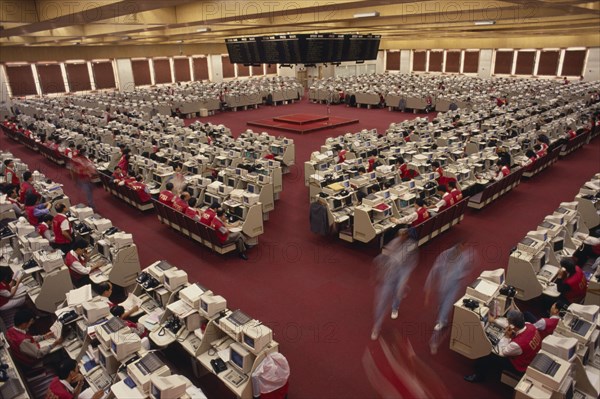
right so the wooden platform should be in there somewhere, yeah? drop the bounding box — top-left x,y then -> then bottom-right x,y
248,113 -> 359,134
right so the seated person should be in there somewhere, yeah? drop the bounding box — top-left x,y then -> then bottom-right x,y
533,144 -> 546,159
3,185 -> 24,217
493,159 -> 510,181
46,359 -> 104,399
111,166 -> 127,182
65,238 -> 102,287
93,282 -> 116,308
24,193 -> 51,226
200,202 -> 220,226
556,257 -> 588,304
521,149 -> 538,167
110,306 -> 149,349
395,157 -> 412,181
19,171 -> 41,203
573,231 -> 600,265
0,266 -> 27,311
524,299 -> 569,339
431,161 -> 446,185
185,197 -> 201,220
210,209 -> 249,260
158,182 -> 176,206
411,198 -> 430,227
6,308 -> 63,367
464,310 -> 542,383
429,185 -> 454,213
126,175 -> 152,203
37,214 -> 54,243
448,181 -> 463,202
172,191 -> 191,213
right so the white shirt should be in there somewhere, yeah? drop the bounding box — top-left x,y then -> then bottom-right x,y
60,379 -> 74,393
68,250 -> 92,275
60,218 -> 70,231
497,324 -> 530,357
533,315 -> 559,332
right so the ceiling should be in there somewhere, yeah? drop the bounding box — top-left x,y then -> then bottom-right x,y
0,0 -> 599,48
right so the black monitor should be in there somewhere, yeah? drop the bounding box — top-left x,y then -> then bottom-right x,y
204,193 -> 220,206
553,240 -> 564,252
332,199 -> 342,211
232,206 -> 244,219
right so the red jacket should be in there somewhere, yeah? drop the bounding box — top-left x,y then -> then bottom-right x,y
510,324 -> 542,372
158,190 -> 175,206
65,251 -> 86,282
172,197 -> 189,213
6,327 -> 39,367
25,205 -> 40,226
4,167 -> 19,186
450,188 -> 463,202
439,192 -> 455,211
52,213 -> 71,244
200,209 -> 216,226
19,181 -> 39,203
563,266 -> 588,303
210,217 -> 228,244
37,222 -> 50,238
185,207 -> 199,219
538,317 -> 559,339
411,207 -> 430,227
128,181 -> 151,203
45,377 -> 74,399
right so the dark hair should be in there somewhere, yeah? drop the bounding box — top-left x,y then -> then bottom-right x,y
57,359 -> 77,380
55,203 -> 67,213
437,185 -> 447,192
188,198 -> 197,207
216,209 -> 225,217
14,308 -> 35,326
93,282 -> 112,296
525,149 -> 536,158
0,266 -> 13,283
506,310 -> 525,329
23,171 -> 32,182
416,198 -> 425,206
40,214 -> 53,223
24,193 -> 38,206
553,299 -> 570,314
78,148 -> 86,156
397,157 -> 405,164
431,161 -> 440,168
165,183 -> 174,191
357,166 -> 366,174
4,159 -> 13,166
560,257 -> 576,274
448,181 -> 457,189
72,238 -> 89,250
110,305 -> 125,318
210,202 -> 220,210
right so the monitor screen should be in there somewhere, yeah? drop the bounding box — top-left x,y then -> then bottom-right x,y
572,221 -> 578,233
344,195 -> 353,206
539,253 -> 546,269
231,348 -> 243,369
200,300 -> 208,311
233,206 -> 244,219
319,163 -> 328,171
409,181 -> 415,189
247,184 -> 256,194
98,242 -> 109,258
369,172 -> 376,180
553,240 -> 564,252
204,193 -> 219,206
332,199 -> 342,210
243,334 -> 255,348
219,186 -> 225,194
334,164 -> 342,172
99,351 -> 106,366
111,340 -> 116,353
151,384 -> 161,399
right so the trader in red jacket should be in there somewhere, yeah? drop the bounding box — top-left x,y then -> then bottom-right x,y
3,159 -> 20,186
46,359 -> 104,399
210,209 -> 249,260
6,309 -> 62,367
534,300 -> 568,339
158,182 -> 176,206
465,310 -> 542,382
200,202 -> 220,226
556,257 -> 588,304
65,238 -> 101,287
52,203 -> 72,254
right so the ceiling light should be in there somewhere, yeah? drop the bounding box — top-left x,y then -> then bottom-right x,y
121,36 -> 130,40
353,12 -> 379,18
177,40 -> 183,43
196,28 -> 210,33
474,20 -> 495,26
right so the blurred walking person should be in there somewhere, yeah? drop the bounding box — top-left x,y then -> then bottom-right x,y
70,148 -> 97,210
371,229 -> 419,340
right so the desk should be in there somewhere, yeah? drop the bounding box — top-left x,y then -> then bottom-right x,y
0,333 -> 30,399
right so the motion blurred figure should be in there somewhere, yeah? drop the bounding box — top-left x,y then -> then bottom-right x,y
371,229 -> 419,340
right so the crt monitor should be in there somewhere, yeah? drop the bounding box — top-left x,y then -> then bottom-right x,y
97,241 -> 110,259
199,294 -> 227,318
318,162 -> 328,171
331,199 -> 342,211
247,184 -> 257,194
204,193 -> 220,206
150,375 -> 187,399
229,342 -> 254,374
242,323 -> 273,353
553,239 -> 564,252
342,180 -> 350,189
231,205 -> 244,219
82,300 -> 110,324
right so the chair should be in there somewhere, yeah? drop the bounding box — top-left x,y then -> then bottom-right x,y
415,216 -> 435,246
153,200 -> 165,223
206,227 -> 236,254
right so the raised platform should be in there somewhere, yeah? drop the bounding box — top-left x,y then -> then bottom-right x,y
248,113 -> 359,134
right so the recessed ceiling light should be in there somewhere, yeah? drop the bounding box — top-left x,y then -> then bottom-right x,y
353,12 -> 379,18
196,27 -> 210,33
474,20 -> 495,26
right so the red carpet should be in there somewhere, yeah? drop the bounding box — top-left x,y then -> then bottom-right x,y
247,112 -> 359,134
2,94 -> 600,399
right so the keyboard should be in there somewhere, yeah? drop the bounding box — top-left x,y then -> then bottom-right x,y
228,310 -> 252,327
156,260 -> 173,271
102,317 -> 125,334
224,368 -> 248,387
530,353 -> 560,377
88,368 -> 112,391
0,378 -> 25,398
136,353 -> 164,375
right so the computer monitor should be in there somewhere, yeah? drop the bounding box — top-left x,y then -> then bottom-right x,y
247,184 -> 256,194
553,239 -> 564,252
539,252 -> 546,270
318,163 -> 328,172
479,269 -> 505,285
110,331 -> 141,361
163,269 -> 188,292
542,335 -> 577,361
408,181 -> 415,189
568,304 -> 599,324
199,294 -> 227,318
369,172 -> 377,180
149,375 -> 187,399
98,345 -> 119,375
204,193 -> 220,206
242,323 -> 273,354
97,240 -> 110,259
334,164 -> 342,172
466,278 -> 500,304
229,342 -> 255,374
82,300 -> 110,324
342,180 -> 350,189
331,199 -> 342,211
232,205 -> 244,220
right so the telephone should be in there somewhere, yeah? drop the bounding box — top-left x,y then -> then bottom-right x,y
136,271 -> 150,284
23,258 -> 39,270
104,226 -> 119,236
142,276 -> 159,289
210,358 -> 227,374
463,298 -> 480,310
164,316 -> 182,334
59,310 -> 79,324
